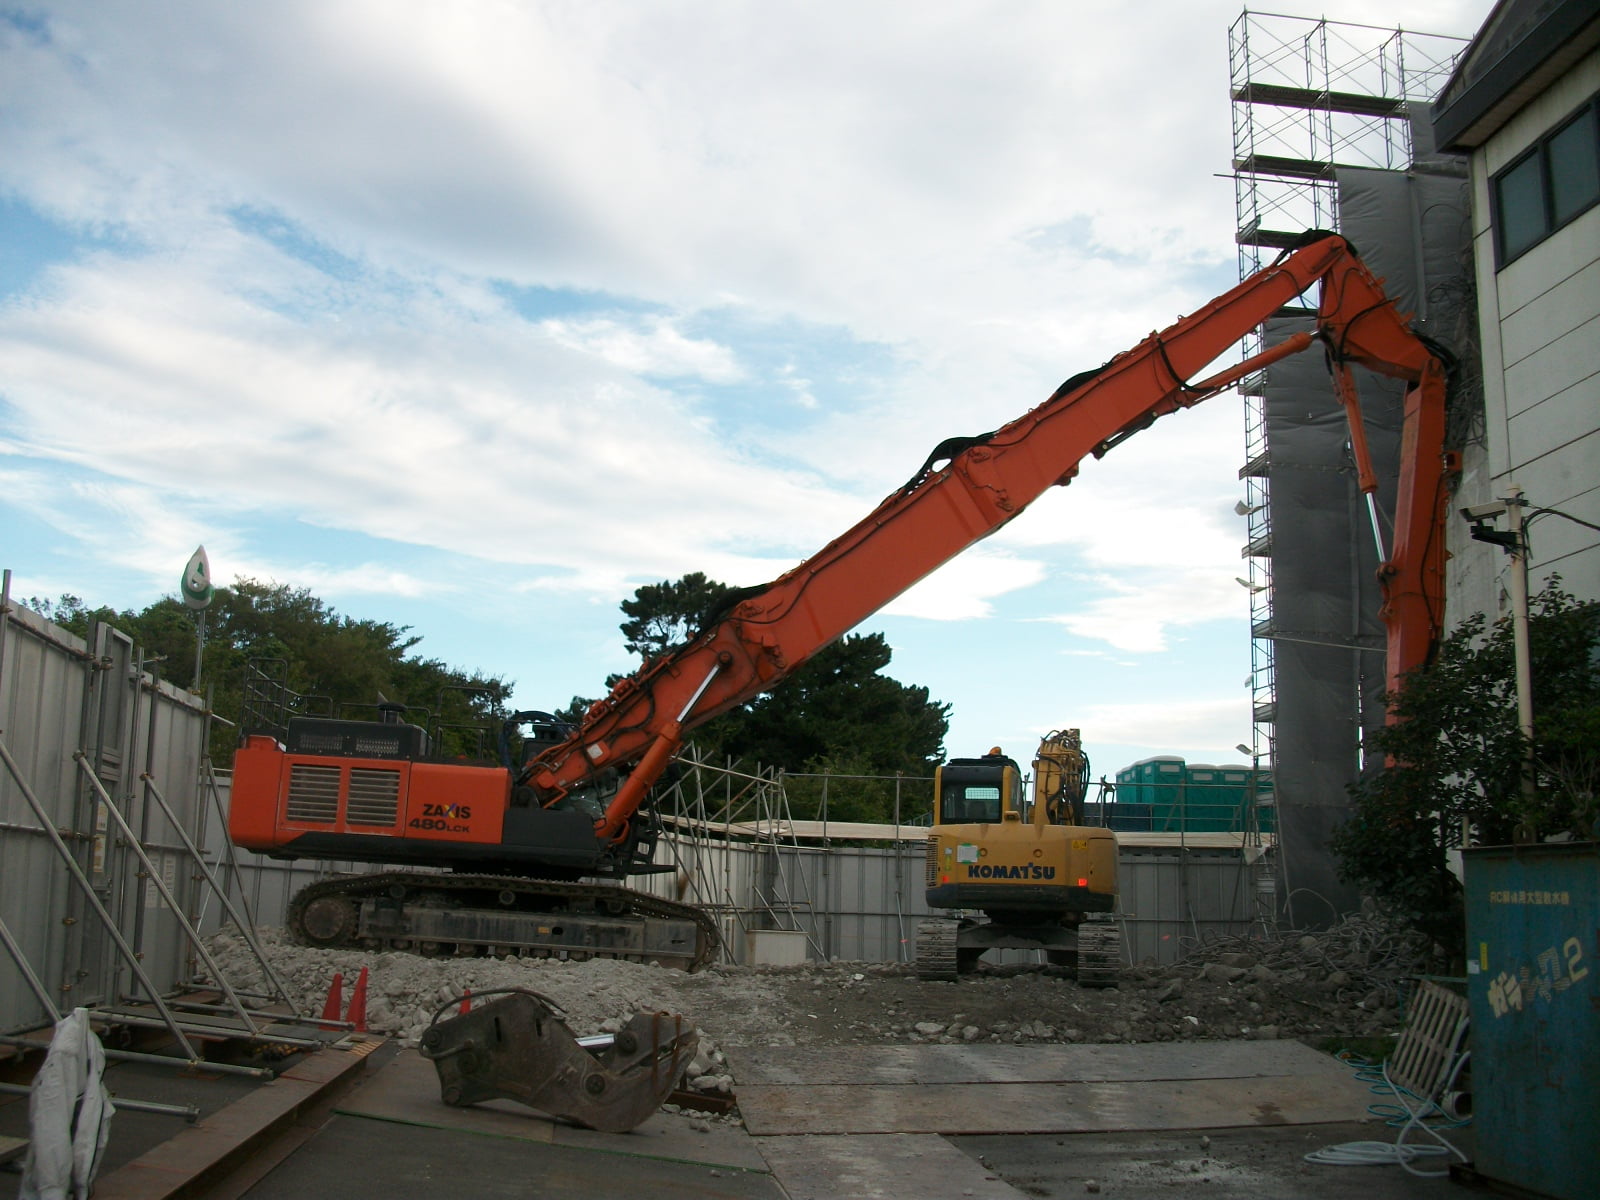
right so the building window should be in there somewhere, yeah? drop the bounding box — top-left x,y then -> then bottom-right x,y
1493,94 -> 1600,266
1550,106 -> 1600,223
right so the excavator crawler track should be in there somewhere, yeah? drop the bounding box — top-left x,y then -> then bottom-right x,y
914,919 -> 962,981
1074,918 -> 1121,988
287,871 -> 720,971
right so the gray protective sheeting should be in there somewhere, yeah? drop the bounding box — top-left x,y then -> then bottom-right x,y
1260,158 -> 1469,924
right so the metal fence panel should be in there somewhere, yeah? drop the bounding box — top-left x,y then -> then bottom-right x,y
0,605 -> 89,1029
1116,848 -> 1258,964
116,674 -> 211,1008
632,832 -> 1262,967
1,598 -> 216,1034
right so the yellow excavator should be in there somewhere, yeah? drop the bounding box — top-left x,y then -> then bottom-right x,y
917,729 -> 1119,983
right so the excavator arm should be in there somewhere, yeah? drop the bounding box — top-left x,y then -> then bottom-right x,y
522,233 -> 1454,843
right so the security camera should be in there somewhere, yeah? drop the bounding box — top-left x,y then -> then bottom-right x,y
1460,501 -> 1507,521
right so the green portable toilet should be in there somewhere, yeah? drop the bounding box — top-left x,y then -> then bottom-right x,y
1184,764 -> 1232,831
1139,756 -> 1185,830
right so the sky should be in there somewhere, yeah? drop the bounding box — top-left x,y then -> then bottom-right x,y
0,0 -> 1495,782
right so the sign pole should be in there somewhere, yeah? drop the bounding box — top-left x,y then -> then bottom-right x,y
181,545 -> 215,691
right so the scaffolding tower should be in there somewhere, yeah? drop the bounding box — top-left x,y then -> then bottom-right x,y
1228,9 -> 1468,784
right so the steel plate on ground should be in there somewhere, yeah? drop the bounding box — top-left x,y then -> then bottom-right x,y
234,1111 -> 784,1200
725,1038 -> 1350,1087
739,1076 -> 1371,1136
731,1041 -> 1373,1136
334,1048 -> 767,1172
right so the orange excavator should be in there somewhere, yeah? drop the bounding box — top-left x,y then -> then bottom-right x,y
228,232 -> 1455,968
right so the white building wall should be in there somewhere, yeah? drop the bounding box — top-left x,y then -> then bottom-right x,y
1450,45 -> 1600,630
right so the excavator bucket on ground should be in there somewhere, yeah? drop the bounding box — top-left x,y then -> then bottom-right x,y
418,988 -> 698,1133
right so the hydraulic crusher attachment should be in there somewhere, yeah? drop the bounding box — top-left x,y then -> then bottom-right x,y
418,988 -> 698,1133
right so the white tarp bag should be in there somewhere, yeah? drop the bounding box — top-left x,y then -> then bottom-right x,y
20,1008 -> 115,1200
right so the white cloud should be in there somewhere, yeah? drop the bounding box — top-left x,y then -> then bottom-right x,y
883,549 -> 1049,622
0,466 -> 222,590
0,241 -> 866,593
0,4 -> 1248,341
1036,567 -> 1242,653
1079,695 -> 1254,760
538,316 -> 744,382
777,363 -> 818,410
287,563 -> 439,599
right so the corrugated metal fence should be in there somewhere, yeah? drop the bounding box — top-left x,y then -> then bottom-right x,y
0,593 -> 214,1034
634,830 -> 1267,968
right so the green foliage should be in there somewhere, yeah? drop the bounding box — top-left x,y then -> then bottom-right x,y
619,571 -> 734,659
1334,581 -> 1600,956
26,580 -> 511,766
603,573 -> 951,818
781,752 -> 936,826
26,594 -> 116,637
706,633 -> 948,778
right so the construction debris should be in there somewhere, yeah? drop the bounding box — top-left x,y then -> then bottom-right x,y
209,906 -> 1433,1062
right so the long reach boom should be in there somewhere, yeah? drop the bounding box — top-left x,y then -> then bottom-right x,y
522,233 -> 1454,845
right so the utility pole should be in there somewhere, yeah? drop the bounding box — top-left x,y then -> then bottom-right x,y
1503,487 -> 1535,806
1464,486 -> 1536,808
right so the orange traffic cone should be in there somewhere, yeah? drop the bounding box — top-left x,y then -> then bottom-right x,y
347,967 -> 369,1033
459,987 -> 472,1015
320,972 -> 344,1030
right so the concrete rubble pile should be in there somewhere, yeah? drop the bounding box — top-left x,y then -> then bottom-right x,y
209,904 -> 1434,1062
208,927 -> 691,1044
208,927 -> 742,1119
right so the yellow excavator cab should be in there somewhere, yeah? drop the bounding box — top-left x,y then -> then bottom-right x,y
934,750 -> 1023,826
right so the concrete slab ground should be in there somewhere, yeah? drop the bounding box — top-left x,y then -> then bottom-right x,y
951,1123 -> 1474,1199
226,1045 -> 783,1200
233,1114 -> 784,1200
725,1039 -> 1472,1199
753,1126 -> 1474,1200
728,1040 -> 1378,1135
757,1133 -> 1027,1200
2,1038 -> 1475,1199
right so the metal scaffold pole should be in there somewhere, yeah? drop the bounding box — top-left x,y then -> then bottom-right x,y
0,736 -> 202,1064
137,771 -> 301,1015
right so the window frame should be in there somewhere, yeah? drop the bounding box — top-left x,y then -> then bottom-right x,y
1491,91 -> 1600,269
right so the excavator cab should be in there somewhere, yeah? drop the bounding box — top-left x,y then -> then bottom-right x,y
935,750 -> 1020,825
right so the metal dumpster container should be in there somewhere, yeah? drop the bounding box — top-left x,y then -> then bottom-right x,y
1463,841 -> 1598,1200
